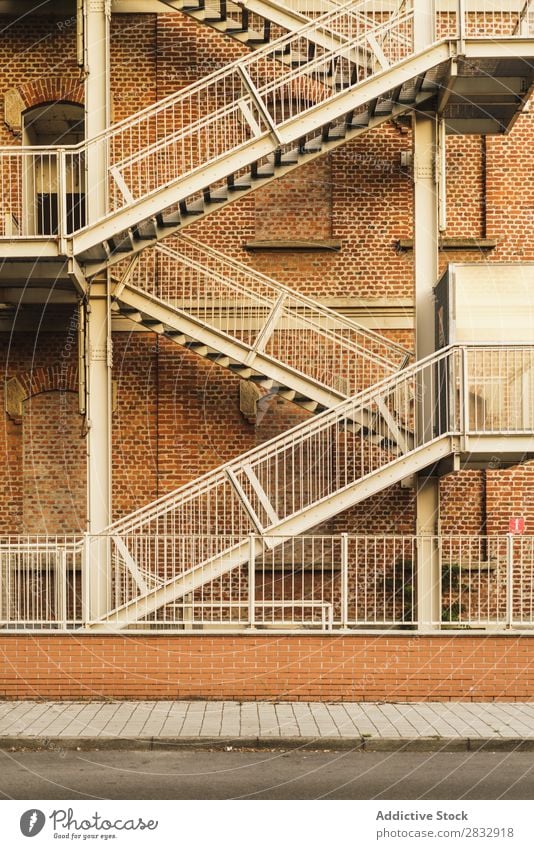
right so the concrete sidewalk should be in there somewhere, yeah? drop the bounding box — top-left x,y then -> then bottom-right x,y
1,700 -> 534,752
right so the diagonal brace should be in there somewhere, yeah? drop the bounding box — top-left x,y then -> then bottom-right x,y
237,64 -> 283,144
113,535 -> 149,594
245,292 -> 287,365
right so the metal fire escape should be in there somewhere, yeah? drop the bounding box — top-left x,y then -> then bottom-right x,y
0,0 -> 533,629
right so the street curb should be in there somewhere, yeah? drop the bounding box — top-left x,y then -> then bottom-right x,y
1,735 -> 534,753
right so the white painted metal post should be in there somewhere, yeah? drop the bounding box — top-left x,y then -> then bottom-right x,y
413,0 -> 441,629
458,0 -> 466,52
57,148 -> 68,254
414,0 -> 435,52
522,369 -> 530,430
183,593 -> 194,629
56,550 -> 68,630
0,556 -> 3,625
461,345 -> 470,447
84,0 -> 110,225
248,533 -> 256,628
506,533 -> 514,628
82,532 -> 91,624
519,1 -> 533,36
341,532 -> 349,628
245,292 -> 287,365
437,118 -> 447,233
84,0 -> 113,620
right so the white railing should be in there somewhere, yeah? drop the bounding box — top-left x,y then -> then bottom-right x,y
440,534 -> 509,626
0,147 -> 84,239
102,532 -> 417,628
123,235 -> 412,391
170,0 -> 409,42
101,1 -> 414,222
3,533 -> 534,630
439,534 -> 534,627
437,0 -> 534,38
165,0 -> 531,37
0,0 -> 402,240
106,345 -> 533,543
92,344 -> 532,624
464,346 -> 534,433
510,534 -> 534,626
0,536 -> 82,629
169,0 -> 402,30
0,345 -> 528,630
107,343 -> 450,540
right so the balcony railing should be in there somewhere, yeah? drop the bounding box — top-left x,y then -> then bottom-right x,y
1,344 -> 530,631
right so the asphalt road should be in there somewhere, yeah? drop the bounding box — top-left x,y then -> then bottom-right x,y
1,749 -> 534,799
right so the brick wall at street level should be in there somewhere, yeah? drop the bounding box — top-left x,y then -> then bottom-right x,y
1,634 -> 534,701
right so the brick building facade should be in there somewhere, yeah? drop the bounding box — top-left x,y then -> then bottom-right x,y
0,2 -> 533,700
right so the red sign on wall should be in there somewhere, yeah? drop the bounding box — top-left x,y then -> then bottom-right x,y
509,517 -> 525,535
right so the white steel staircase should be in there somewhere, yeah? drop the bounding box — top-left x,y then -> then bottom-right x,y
90,343 -> 534,628
2,1 -> 532,276
160,0 -> 531,52
112,235 -> 411,413
158,0 -> 405,58
0,2 -> 532,632
159,0 -> 342,48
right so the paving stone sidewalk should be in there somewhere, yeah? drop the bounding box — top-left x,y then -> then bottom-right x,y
0,701 -> 534,750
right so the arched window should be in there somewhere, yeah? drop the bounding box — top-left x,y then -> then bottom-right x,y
22,102 -> 85,235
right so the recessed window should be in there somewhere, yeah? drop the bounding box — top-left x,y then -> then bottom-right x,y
22,102 -> 86,235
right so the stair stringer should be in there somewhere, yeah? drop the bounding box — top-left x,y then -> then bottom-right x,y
88,434 -> 453,629
72,41 -> 450,272
115,281 -> 417,445
118,283 -> 344,407
161,0 -> 378,66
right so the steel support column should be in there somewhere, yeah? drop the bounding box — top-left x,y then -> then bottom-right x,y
84,0 -> 112,620
414,116 -> 441,630
414,2 -> 441,631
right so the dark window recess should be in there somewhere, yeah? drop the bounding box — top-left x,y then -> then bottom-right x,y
37,194 -> 86,235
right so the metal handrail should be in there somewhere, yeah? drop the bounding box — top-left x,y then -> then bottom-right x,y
0,0 -> 389,157
104,344 -> 534,542
1,2 -> 416,240
106,342 -> 448,533
160,236 -> 413,360
119,237 -> 412,394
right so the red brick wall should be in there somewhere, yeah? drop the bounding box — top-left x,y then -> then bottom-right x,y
111,14 -> 157,122
1,634 -> 534,701
445,135 -> 485,239
0,324 -> 84,535
0,15 -> 80,144
112,333 -> 159,519
486,110 -> 534,262
22,391 -> 86,534
254,158 -> 333,241
486,466 -> 534,535
440,471 -> 486,536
